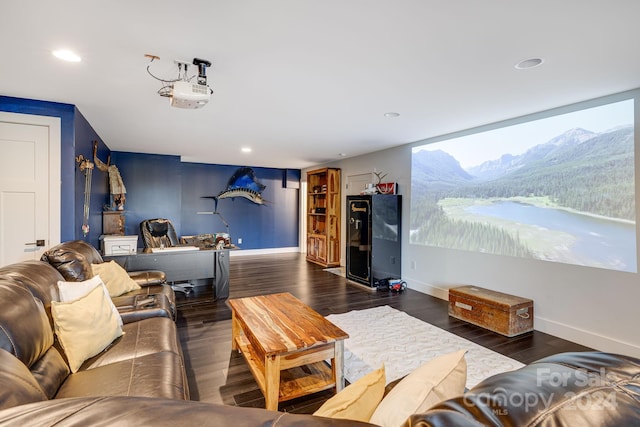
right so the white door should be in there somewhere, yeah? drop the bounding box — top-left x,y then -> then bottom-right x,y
0,112 -> 61,266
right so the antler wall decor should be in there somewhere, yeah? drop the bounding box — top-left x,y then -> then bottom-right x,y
93,141 -> 127,210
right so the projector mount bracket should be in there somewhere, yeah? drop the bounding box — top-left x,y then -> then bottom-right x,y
145,54 -> 212,99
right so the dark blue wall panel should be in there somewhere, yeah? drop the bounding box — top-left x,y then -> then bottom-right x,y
110,152 -> 183,240
112,153 -> 299,250
181,163 -> 299,249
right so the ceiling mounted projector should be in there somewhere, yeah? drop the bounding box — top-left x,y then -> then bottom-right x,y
170,80 -> 210,109
145,54 -> 213,109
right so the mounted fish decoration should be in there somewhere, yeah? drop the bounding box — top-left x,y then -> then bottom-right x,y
204,167 -> 267,211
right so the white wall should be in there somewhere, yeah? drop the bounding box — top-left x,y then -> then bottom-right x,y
304,90 -> 640,359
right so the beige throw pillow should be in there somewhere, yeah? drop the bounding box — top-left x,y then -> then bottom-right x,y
313,365 -> 385,422
91,261 -> 141,297
369,350 -> 467,427
51,286 -> 123,373
57,275 -> 123,326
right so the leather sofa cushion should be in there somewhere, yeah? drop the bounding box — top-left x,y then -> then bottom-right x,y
56,352 -> 188,400
0,349 -> 47,410
0,396 -> 377,426
28,347 -> 70,399
80,317 -> 182,370
0,282 -> 53,367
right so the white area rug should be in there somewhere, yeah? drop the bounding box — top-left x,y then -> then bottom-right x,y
326,305 -> 524,390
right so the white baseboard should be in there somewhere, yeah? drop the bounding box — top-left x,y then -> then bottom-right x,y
229,247 -> 300,257
534,316 -> 640,359
405,277 -> 449,301
407,277 -> 640,359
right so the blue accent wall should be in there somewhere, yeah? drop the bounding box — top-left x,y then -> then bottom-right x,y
110,152 -> 183,238
181,162 -> 299,249
111,152 -> 299,249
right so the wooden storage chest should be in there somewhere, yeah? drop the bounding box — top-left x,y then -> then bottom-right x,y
448,285 -> 533,337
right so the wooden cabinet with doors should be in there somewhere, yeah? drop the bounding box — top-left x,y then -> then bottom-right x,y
306,168 -> 341,267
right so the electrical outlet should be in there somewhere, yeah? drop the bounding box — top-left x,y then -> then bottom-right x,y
411,260 -> 416,269
237,238 -> 242,244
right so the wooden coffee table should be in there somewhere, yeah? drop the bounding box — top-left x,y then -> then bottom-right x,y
228,292 -> 348,410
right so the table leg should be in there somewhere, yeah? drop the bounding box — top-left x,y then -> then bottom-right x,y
333,340 -> 345,392
231,310 -> 239,351
264,354 -> 281,411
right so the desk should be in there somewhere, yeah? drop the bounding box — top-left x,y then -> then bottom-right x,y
106,248 -> 230,300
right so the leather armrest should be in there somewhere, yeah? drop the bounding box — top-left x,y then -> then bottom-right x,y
128,270 -> 166,286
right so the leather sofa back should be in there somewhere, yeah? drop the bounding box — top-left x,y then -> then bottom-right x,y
0,260 -> 64,325
50,239 -> 104,264
0,281 -> 52,366
40,240 -> 101,281
0,278 -> 70,407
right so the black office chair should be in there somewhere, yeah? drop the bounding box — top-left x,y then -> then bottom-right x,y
139,218 -> 193,295
140,218 -> 180,249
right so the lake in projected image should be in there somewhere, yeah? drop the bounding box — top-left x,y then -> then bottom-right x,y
410,98 -> 637,272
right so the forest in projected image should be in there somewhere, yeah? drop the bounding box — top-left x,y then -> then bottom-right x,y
410,99 -> 637,272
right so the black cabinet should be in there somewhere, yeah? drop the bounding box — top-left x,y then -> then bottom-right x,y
346,195 -> 401,287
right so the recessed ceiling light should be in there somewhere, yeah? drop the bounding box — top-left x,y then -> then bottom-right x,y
241,147 -> 252,153
52,49 -> 82,62
515,57 -> 544,70
384,112 -> 400,118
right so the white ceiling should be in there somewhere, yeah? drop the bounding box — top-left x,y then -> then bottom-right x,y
3,1 -> 640,169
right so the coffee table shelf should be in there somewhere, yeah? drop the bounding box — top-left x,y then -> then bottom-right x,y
235,335 -> 336,402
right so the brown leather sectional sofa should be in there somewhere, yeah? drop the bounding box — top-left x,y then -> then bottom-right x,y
41,240 -> 176,322
0,240 -> 369,426
0,242 -> 189,410
0,240 -> 638,426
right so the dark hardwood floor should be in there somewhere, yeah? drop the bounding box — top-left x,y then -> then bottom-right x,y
175,252 -> 592,413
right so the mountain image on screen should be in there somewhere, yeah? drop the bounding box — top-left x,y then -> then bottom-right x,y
410,123 -> 636,273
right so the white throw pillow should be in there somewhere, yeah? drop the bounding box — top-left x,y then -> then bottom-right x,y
51,286 -> 123,373
369,350 -> 467,427
57,275 -> 122,326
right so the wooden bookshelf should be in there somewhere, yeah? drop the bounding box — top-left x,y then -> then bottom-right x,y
306,168 -> 341,267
